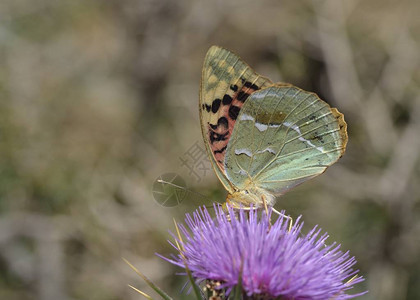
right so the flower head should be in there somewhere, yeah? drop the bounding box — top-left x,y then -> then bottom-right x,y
161,205 -> 366,299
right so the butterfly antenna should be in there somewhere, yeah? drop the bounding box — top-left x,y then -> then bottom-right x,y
156,179 -> 211,202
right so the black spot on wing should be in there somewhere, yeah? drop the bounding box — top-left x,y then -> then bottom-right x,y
230,84 -> 238,91
209,117 -> 228,130
210,131 -> 228,144
237,91 -> 250,102
218,117 -> 228,128
229,105 -> 240,120
244,81 -> 259,90
204,104 -> 211,112
214,145 -> 227,154
211,99 -> 221,113
222,94 -> 233,105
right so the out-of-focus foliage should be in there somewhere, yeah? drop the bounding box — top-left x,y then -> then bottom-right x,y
0,0 -> 419,299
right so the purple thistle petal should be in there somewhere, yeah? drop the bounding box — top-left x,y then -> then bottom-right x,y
159,205 -> 367,299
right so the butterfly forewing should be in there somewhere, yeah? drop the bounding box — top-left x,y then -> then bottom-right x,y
224,85 -> 347,195
200,46 -> 273,192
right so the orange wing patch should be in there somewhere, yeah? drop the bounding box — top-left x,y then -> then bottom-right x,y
205,80 -> 261,169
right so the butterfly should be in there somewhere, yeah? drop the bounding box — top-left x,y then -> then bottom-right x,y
199,46 -> 347,211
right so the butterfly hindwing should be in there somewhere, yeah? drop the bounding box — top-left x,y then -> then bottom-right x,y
200,46 -> 273,192
224,85 -> 347,195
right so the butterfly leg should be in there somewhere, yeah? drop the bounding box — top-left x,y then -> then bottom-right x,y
272,208 -> 293,232
261,195 -> 269,216
260,195 -> 273,230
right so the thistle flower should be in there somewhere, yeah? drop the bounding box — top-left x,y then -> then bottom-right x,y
160,205 -> 367,299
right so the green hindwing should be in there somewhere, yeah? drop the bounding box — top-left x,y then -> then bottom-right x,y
224,85 -> 347,195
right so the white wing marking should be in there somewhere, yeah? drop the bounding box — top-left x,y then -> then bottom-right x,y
234,148 -> 253,157
282,122 -> 325,153
256,147 -> 276,155
239,114 -> 254,121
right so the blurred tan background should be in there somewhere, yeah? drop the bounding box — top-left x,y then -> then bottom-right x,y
1,0 -> 419,299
